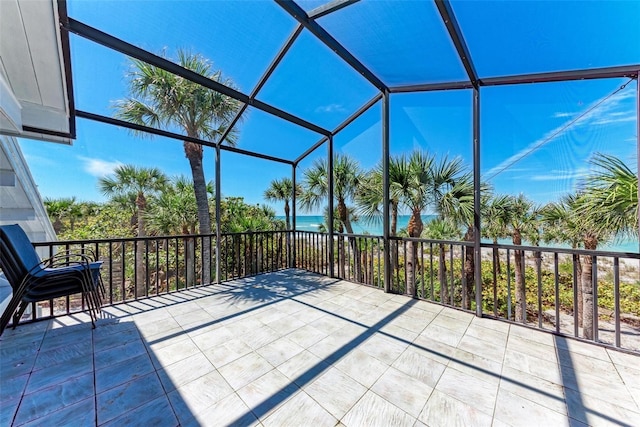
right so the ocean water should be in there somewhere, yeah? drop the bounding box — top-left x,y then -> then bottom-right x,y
291,214 -> 435,235
284,215 -> 639,254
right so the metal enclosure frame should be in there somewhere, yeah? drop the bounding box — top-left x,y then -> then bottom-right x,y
55,0 -> 639,304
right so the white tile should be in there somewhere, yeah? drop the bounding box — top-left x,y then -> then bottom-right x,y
506,333 -> 557,363
14,373 -> 94,426
495,389 -> 569,427
392,348 -> 447,388
435,367 -> 498,416
188,392 -> 259,427
285,324 -> 327,348
277,350 -> 329,386
203,337 -> 253,368
387,312 -> 431,334
20,397 -> 95,427
95,352 -> 155,393
237,369 -> 300,419
371,367 -> 433,417
342,390 -> 415,427
305,367 -> 367,419
256,337 -> 305,367
448,347 -> 503,385
503,348 -> 562,385
218,352 -> 275,390
418,322 -> 465,347
335,349 -> 387,388
419,390 -> 492,427
239,325 -> 281,350
101,395 -> 178,427
96,372 -> 165,425
359,334 -> 408,365
262,391 -> 337,427
157,352 -> 216,392
607,348 -> 640,370
149,337 -> 201,369
168,370 -> 234,417
508,324 -> 555,346
500,366 -> 567,414
189,325 -> 234,351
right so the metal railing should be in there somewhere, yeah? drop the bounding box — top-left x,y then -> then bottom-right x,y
294,231 -> 330,276
389,237 -> 475,308
4,231 -> 639,352
219,230 -> 289,280
294,232 -> 640,352
15,231 -> 289,324
479,243 -> 640,351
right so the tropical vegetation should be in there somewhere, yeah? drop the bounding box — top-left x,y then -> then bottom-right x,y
43,149 -> 639,341
115,49 -> 243,284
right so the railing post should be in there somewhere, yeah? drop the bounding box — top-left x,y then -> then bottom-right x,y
473,87 -> 482,316
215,144 -> 222,284
292,163 -> 297,269
636,73 -> 639,252
328,134 -> 334,278
382,90 -> 391,293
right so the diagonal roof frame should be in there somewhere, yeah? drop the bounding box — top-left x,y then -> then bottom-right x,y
59,0 -> 639,166
276,0 -> 388,93
217,24 -> 305,148
63,18 -> 331,137
294,92 -> 382,166
308,0 -> 360,19
434,0 -> 479,88
75,110 -> 293,165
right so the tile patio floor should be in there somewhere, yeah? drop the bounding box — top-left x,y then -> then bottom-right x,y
1,269 -> 639,426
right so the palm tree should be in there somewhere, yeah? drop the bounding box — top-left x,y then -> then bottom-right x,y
483,194 -> 512,276
44,197 -> 76,234
299,154 -> 362,233
541,194 -> 584,327
393,151 -> 465,297
437,171 -> 476,309
423,218 -> 461,303
575,153 -> 637,339
581,153 -> 638,238
99,165 -> 168,297
355,156 -> 409,290
299,154 -> 363,279
146,176 -> 213,288
146,176 -> 212,236
503,194 -> 539,323
355,156 -> 406,236
264,178 -> 300,230
115,49 -> 242,284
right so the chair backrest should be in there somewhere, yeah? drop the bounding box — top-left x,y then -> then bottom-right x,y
0,224 -> 42,289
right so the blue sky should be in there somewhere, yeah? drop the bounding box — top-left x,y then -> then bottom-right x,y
19,0 -> 639,217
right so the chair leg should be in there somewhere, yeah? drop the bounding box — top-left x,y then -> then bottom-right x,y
12,301 -> 30,328
0,296 -> 23,336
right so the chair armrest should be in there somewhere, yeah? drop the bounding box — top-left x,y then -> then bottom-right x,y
43,251 -> 96,268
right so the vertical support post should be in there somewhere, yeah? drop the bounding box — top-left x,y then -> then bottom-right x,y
215,144 -> 222,284
328,135 -> 335,278
292,164 -> 297,268
636,75 -> 639,252
473,87 -> 483,316
382,90 -> 391,293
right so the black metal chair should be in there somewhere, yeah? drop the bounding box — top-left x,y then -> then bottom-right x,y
0,224 -> 104,335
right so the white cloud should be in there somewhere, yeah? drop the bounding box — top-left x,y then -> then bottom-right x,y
553,112 -> 575,118
530,168 -> 589,181
486,88 -> 636,179
78,156 -> 122,178
590,113 -> 636,126
315,103 -> 346,114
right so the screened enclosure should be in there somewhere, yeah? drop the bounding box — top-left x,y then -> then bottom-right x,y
7,0 -> 640,350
